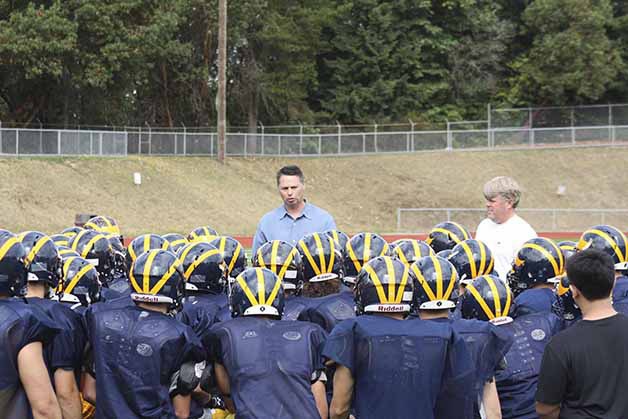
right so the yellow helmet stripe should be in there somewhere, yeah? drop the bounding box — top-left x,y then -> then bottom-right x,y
71,230 -> 90,251
485,275 -> 502,317
313,233 -> 326,273
394,246 -> 410,265
26,236 -> 52,265
266,271 -> 283,307
591,229 -> 625,263
299,239 -> 322,277
384,256 -> 396,302
364,233 -> 372,265
143,234 -> 151,254
129,267 -> 142,293
62,257 -> 78,279
82,234 -> 103,259
150,258 -> 181,294
328,236 -> 336,274
0,236 -> 20,261
411,264 -> 437,302
128,241 -> 138,262
546,239 -> 565,274
142,251 -> 159,293
412,240 -> 424,260
64,262 -> 95,295
237,272 -> 259,306
431,255 -> 443,299
503,284 -> 512,317
257,268 -> 266,305
487,256 -> 494,275
271,241 -> 280,274
460,240 -> 477,279
450,221 -> 470,240
432,227 -> 461,244
256,247 -> 267,269
277,248 -> 296,280
228,242 -> 243,275
347,239 -> 362,273
183,248 -> 221,280
395,264 -> 410,303
523,243 -> 560,277
364,262 -> 388,304
466,281 -> 495,320
478,241 -> 487,275
331,230 -> 340,244
179,242 -> 202,265
443,265 -> 457,300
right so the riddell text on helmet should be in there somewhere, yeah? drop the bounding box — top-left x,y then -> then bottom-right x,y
376,305 -> 406,312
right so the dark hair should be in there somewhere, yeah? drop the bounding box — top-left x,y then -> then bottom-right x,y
566,249 -> 615,301
301,279 -> 341,298
276,165 -> 304,186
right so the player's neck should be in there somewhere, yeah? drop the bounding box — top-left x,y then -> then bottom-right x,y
25,283 -> 46,298
375,313 -> 405,320
136,302 -> 169,314
418,310 -> 449,320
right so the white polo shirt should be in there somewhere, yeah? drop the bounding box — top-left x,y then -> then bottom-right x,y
475,214 -> 537,282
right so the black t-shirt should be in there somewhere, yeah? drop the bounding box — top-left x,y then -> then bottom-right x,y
536,313 -> 628,419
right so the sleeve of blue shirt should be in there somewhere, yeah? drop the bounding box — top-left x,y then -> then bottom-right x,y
22,304 -> 61,348
322,319 -> 355,374
309,325 -> 328,373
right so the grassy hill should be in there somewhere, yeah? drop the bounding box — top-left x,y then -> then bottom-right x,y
2,146 -> 628,237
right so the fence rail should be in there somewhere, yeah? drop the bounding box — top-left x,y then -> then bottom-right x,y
396,208 -> 628,233
2,124 -> 628,157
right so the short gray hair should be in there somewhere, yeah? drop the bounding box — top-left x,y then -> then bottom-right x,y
483,176 -> 522,208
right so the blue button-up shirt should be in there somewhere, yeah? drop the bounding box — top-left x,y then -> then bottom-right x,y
252,202 -> 336,254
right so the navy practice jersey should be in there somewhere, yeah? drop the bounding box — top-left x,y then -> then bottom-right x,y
87,304 -> 204,419
613,275 -> 628,315
496,312 -> 562,419
296,290 -> 355,333
514,287 -> 558,318
209,316 -> 327,419
25,297 -> 86,384
106,275 -> 132,298
324,315 -> 475,419
426,317 -> 513,410
0,299 -> 60,418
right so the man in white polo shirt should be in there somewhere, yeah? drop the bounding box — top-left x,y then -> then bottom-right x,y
475,176 -> 537,282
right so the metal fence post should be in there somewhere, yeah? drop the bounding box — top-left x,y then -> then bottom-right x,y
318,135 -> 322,155
397,208 -> 401,231
211,133 -> 214,156
374,123 -> 378,153
244,133 -> 248,157
446,209 -> 451,222
146,122 -> 152,155
336,121 -> 341,155
409,119 -> 415,151
261,133 -> 265,155
0,120 -> 2,154
278,135 -> 282,155
39,120 -> 43,154
446,120 -> 452,151
57,130 -> 61,155
362,133 -> 366,153
16,128 -> 20,155
99,132 -> 103,155
138,126 -> 142,154
487,103 -> 492,147
182,124 -> 187,155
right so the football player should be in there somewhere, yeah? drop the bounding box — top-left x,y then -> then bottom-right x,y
324,256 -> 474,419
412,255 -> 511,419
0,233 -> 62,418
83,249 -> 205,418
460,274 -> 562,419
426,221 -> 471,253
209,267 -> 328,419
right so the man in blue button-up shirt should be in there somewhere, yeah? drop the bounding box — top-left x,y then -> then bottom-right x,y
252,165 -> 336,255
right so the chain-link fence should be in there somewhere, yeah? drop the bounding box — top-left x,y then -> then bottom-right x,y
396,208 -> 628,233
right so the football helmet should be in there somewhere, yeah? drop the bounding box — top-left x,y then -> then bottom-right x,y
0,233 -> 29,296
70,230 -> 115,280
436,249 -> 453,259
50,234 -> 71,248
18,231 -> 62,288
253,240 -> 304,292
105,234 -> 127,278
126,234 -> 169,269
557,240 -> 577,261
507,237 -> 564,296
297,232 -> 344,282
84,215 -> 122,239
426,221 -> 471,253
392,239 -> 434,266
129,249 -> 185,312
553,275 -> 580,321
209,236 -> 247,279
178,242 -> 227,294
410,255 -> 459,310
57,256 -> 102,306
344,232 -> 390,284
230,267 -> 284,319
449,239 -> 495,284
188,226 -> 219,243
162,233 -> 188,254
354,256 -> 414,315
577,225 -> 628,270
460,274 -> 513,325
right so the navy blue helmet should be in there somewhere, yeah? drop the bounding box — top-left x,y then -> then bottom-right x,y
230,267 -> 284,319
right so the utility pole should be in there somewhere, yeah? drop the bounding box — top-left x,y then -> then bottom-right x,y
217,0 -> 227,162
